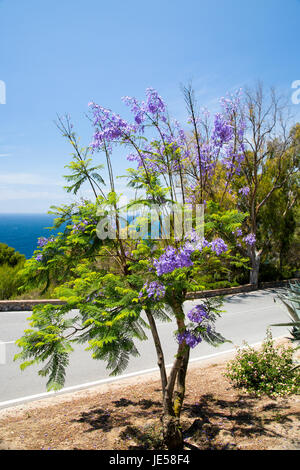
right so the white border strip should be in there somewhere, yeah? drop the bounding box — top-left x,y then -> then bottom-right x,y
0,335 -> 286,409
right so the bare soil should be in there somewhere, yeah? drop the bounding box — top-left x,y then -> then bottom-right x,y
0,347 -> 299,451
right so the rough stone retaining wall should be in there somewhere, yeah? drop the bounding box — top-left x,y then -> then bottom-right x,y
0,299 -> 66,312
186,278 -> 299,300
0,279 -> 298,312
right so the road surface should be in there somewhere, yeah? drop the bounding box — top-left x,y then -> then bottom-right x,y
0,288 -> 291,409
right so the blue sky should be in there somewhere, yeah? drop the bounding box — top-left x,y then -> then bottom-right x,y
0,0 -> 299,213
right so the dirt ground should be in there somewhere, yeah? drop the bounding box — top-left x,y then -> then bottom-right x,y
0,346 -> 299,451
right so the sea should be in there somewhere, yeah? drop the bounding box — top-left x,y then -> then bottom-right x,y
0,214 -> 62,259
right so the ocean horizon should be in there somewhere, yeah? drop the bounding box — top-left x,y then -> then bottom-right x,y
0,213 -> 61,259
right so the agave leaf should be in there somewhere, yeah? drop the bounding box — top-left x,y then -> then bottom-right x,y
271,322 -> 300,327
277,297 -> 300,322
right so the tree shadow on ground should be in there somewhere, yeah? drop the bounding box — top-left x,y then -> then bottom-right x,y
71,397 -> 162,437
71,392 -> 299,449
112,398 -> 161,409
224,289 -> 277,304
182,393 -> 297,449
119,424 -> 164,450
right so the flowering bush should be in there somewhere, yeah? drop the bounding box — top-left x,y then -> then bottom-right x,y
225,331 -> 300,397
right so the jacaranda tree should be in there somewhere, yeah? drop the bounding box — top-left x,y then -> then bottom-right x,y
16,88 -> 249,449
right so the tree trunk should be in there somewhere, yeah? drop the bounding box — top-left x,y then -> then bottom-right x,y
145,308 -> 167,399
249,247 -> 261,286
145,306 -> 184,449
161,393 -> 183,450
161,414 -> 183,449
174,347 -> 190,421
160,300 -> 189,450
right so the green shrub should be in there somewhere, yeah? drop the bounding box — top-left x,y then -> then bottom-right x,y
225,331 -> 300,397
0,262 -> 24,300
0,243 -> 25,267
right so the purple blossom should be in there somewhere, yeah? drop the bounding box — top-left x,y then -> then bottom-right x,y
212,114 -> 234,147
153,234 -> 227,276
90,87 -> 247,191
239,186 -> 250,197
232,228 -> 243,237
35,254 -> 43,262
153,245 -> 194,276
139,281 -> 166,300
145,87 -> 166,117
122,95 -> 146,125
122,88 -> 167,125
177,330 -> 202,348
37,236 -> 54,248
209,238 -> 228,255
243,233 -> 256,246
187,304 -> 208,323
72,219 -> 95,233
89,103 -> 136,150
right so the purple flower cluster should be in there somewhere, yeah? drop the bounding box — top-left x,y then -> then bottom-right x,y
35,253 -> 43,262
153,235 -> 228,276
145,88 -> 166,116
89,87 -> 248,193
72,219 -> 95,233
243,233 -> 256,246
212,113 -> 234,147
239,186 -> 250,197
122,96 -> 145,126
211,91 -> 247,178
232,228 -> 243,237
184,90 -> 247,185
37,236 -> 54,248
209,238 -> 228,256
153,245 -> 194,276
177,330 -> 202,349
89,103 -> 135,151
187,304 -> 208,323
122,88 -> 167,126
221,144 -> 245,179
139,281 -> 166,300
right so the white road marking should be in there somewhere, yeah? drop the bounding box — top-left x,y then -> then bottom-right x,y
0,335 -> 286,409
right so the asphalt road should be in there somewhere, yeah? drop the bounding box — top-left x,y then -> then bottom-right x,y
0,288 -> 291,409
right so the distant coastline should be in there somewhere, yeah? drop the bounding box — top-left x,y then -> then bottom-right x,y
0,213 -> 59,259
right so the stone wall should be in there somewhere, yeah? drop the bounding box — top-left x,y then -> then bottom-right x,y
0,279 -> 298,312
185,279 -> 299,300
0,299 -> 66,312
